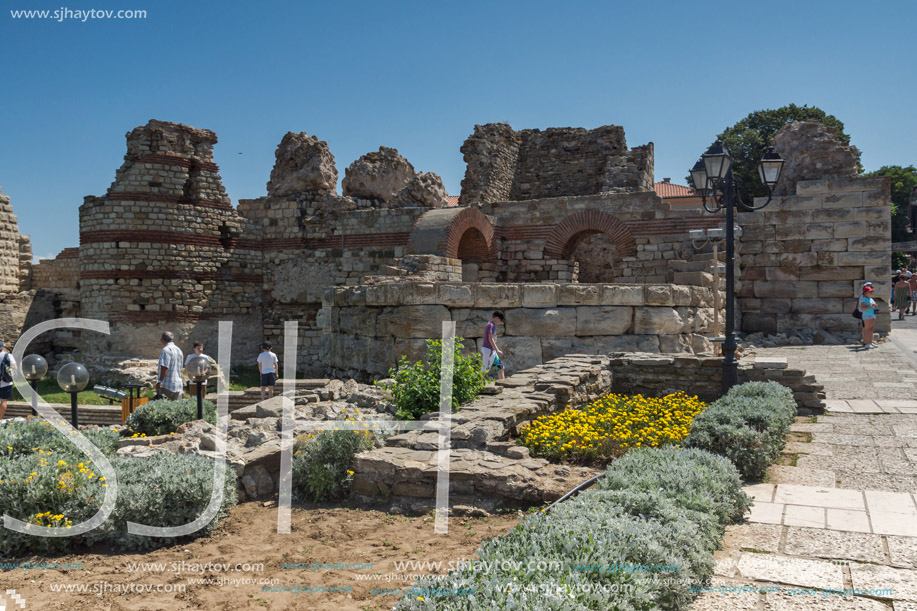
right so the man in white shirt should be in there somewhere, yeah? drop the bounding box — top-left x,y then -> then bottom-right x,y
156,332 -> 184,401
257,341 -> 279,400
0,340 -> 17,420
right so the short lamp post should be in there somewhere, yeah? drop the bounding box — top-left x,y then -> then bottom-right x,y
690,142 -> 785,393
57,363 -> 89,429
22,354 -> 48,417
185,356 -> 210,421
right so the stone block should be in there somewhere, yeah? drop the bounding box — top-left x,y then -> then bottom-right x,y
478,336 -> 542,373
394,339 -> 430,364
575,306 -> 633,336
474,283 -> 521,308
799,266 -> 863,281
522,284 -> 557,307
436,283 -> 474,307
402,282 -> 438,305
833,221 -> 868,239
803,223 -> 834,239
451,309 -> 496,338
742,312 -> 777,334
765,267 -> 798,281
753,281 -> 818,299
378,305 -> 451,338
822,192 -> 863,207
557,284 -> 600,305
818,281 -> 857,298
658,334 -> 692,354
836,251 -> 887,266
847,237 -> 881,252
544,335 -> 660,359
760,298 -> 791,315
809,239 -> 848,252
338,306 -> 377,337
601,284 -> 644,306
671,285 -> 693,306
791,298 -> 843,314
503,308 -> 576,337
672,271 -> 714,288
644,285 -> 673,306
633,307 -> 685,335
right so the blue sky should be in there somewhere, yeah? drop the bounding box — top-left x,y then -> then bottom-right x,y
2,0 -> 915,260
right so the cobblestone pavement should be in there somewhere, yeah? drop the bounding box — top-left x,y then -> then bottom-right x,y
694,321 -> 917,610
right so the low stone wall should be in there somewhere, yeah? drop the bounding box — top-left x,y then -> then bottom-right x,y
31,248 -> 79,290
608,352 -> 826,413
319,281 -> 723,379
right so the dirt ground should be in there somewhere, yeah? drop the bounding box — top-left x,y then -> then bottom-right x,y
0,502 -> 521,611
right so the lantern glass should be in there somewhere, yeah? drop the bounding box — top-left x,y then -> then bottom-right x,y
185,355 -> 210,383
757,148 -> 785,188
57,363 -> 89,393
690,159 -> 709,195
703,142 -> 732,181
22,354 -> 48,381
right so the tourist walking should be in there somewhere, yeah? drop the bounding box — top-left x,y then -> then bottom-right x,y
184,342 -> 213,367
258,341 -> 279,400
859,286 -> 878,348
891,269 -> 902,312
0,341 -> 17,420
908,272 -> 917,315
894,275 -> 910,321
481,311 -> 505,380
156,332 -> 184,400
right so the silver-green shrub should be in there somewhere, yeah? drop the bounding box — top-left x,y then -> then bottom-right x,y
125,398 -> 217,437
685,381 -> 796,481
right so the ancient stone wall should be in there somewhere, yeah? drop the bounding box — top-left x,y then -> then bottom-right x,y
31,248 -> 79,290
78,120 -> 263,362
458,124 -> 654,207
0,186 -> 24,294
319,281 -> 721,380
738,179 -> 891,336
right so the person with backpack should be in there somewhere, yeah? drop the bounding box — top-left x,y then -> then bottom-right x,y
859,285 -> 878,349
0,340 -> 18,420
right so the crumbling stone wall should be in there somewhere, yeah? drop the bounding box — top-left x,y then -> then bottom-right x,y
319,281 -> 719,380
78,120 -> 263,361
738,121 -> 890,336
0,185 -> 25,294
458,123 -> 654,207
31,248 -> 79,290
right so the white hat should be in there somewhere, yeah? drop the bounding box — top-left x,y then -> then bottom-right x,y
908,272 -> 913,278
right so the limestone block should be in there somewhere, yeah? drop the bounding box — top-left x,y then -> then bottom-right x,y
791,298 -> 843,314
633,307 -> 685,335
833,221 -> 868,239
378,305 -> 451,338
522,284 -> 557,307
645,285 -> 674,306
315,306 -> 335,331
241,465 -> 275,499
476,336 -> 542,373
394,339 -> 430,364
692,286 -> 713,307
658,334 -> 692,354
754,282 -> 818,299
672,285 -> 693,306
742,312 -> 777,334
761,299 -> 791,315
575,306 -> 633,336
601,284 -> 644,306
451,309 -> 497,338
338,306 -> 377,337
673,271 -> 714,288
818,281 -> 858,298
799,266 -> 863,281
690,334 -> 712,354
557,284 -> 601,305
503,308 -> 576,337
803,223 -> 834,239
765,267 -> 798,281
436,283 -> 474,308
402,282 -> 439,305
475,284 -> 521,308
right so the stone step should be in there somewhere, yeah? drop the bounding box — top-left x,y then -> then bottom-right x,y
4,402 -> 122,426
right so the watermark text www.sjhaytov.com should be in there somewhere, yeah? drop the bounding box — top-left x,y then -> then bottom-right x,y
10,7 -> 147,22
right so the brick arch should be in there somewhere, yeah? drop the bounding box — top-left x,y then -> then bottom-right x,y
543,211 -> 636,260
409,207 -> 496,259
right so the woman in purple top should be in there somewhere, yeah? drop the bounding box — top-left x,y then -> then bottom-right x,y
481,311 -> 505,379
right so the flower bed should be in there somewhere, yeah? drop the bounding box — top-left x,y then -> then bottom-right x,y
517,392 -> 706,463
395,447 -> 750,610
0,419 -> 236,557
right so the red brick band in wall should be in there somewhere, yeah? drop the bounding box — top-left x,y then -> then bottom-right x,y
544,211 -> 638,259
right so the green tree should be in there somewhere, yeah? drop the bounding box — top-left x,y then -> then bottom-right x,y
690,104 -> 862,206
863,165 -> 917,265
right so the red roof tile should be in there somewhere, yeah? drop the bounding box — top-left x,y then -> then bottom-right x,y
654,181 -> 696,198
446,195 -> 460,207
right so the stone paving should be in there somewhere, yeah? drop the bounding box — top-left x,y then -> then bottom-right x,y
694,324 -> 917,610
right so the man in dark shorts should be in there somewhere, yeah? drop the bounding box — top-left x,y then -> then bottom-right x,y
481,311 -> 505,380
257,341 -> 279,400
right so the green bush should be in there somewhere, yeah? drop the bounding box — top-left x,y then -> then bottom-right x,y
125,398 -> 216,437
292,429 -> 376,502
394,447 -> 750,611
379,338 -> 485,420
685,381 -> 797,481
0,420 -> 236,557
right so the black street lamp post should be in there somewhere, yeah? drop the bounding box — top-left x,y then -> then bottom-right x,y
185,356 -> 210,420
57,362 -> 90,429
22,354 -> 48,417
690,143 -> 785,393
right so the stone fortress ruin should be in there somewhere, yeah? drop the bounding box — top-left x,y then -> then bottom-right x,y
0,118 -> 892,381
